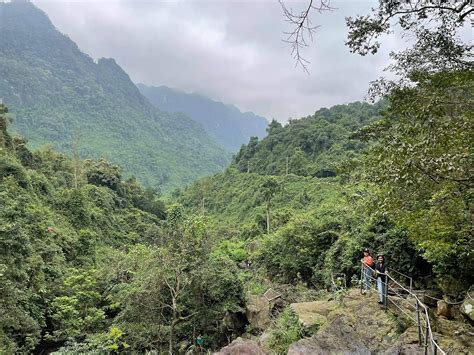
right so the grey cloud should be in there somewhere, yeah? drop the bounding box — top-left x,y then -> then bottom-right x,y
33,0 -> 405,122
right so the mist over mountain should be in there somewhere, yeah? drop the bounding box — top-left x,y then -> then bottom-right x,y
0,0 -> 229,190
137,84 -> 268,152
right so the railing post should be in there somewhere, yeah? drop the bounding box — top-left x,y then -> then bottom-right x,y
416,300 -> 422,346
424,318 -> 429,355
384,278 -> 388,311
409,277 -> 413,294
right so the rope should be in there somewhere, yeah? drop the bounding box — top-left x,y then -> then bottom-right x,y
420,285 -> 473,305
389,268 -> 411,279
388,285 -> 417,311
387,275 -> 412,294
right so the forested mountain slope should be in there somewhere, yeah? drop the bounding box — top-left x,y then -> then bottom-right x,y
138,84 -> 268,152
175,100 -> 428,286
0,1 -> 229,190
233,101 -> 383,177
178,84 -> 472,292
0,104 -> 243,353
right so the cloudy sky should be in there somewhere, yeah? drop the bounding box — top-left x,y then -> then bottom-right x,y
33,0 -> 404,122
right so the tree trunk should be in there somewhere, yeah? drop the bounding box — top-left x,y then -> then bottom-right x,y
169,302 -> 177,354
266,203 -> 270,234
169,320 -> 174,354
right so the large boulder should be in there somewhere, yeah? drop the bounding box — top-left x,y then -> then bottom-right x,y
423,289 -> 443,307
246,295 -> 271,331
290,300 -> 337,331
460,298 -> 474,322
288,315 -> 371,355
245,289 -> 282,331
437,300 -> 453,319
288,289 -> 400,354
214,337 -> 265,355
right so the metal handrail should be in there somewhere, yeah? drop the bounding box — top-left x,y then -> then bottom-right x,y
360,264 -> 445,355
387,268 -> 413,293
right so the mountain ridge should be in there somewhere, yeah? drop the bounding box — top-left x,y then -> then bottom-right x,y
0,0 -> 229,190
137,83 -> 268,152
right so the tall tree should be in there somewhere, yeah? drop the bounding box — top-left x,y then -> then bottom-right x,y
261,177 -> 280,234
355,70 -> 473,291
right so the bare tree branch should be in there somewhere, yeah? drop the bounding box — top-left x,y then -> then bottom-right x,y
346,0 -> 473,56
280,0 -> 335,73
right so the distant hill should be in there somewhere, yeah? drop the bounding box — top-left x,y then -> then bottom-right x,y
0,1 -> 229,190
233,101 -> 384,178
137,84 -> 268,152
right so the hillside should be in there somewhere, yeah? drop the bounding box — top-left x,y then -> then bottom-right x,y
174,100 -> 429,285
138,84 -> 268,152
0,1 -> 229,190
0,104 -> 245,353
233,101 -> 384,177
177,169 -> 348,232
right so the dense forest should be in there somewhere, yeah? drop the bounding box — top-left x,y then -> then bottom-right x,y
0,1 -> 229,190
0,104 -> 244,353
233,101 -> 384,177
0,0 -> 473,353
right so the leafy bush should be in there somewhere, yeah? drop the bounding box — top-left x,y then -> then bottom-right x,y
268,307 -> 305,353
0,156 -> 29,188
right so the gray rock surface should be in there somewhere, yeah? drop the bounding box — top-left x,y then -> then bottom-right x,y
288,315 -> 371,355
214,337 -> 265,355
246,295 -> 271,331
460,298 -> 473,322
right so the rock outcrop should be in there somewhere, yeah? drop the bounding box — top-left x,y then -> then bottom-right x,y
288,289 -> 400,354
246,295 -> 272,331
214,337 -> 265,355
437,300 -> 453,319
288,315 -> 371,355
460,298 -> 473,322
290,300 -> 337,331
218,288 -> 474,354
245,289 -> 282,331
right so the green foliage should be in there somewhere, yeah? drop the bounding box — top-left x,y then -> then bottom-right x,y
0,107 -> 171,352
356,70 -> 473,291
84,158 -> 121,191
95,228 -> 244,352
268,307 -> 306,353
233,102 -> 383,177
177,169 -> 346,234
0,1 -> 229,191
106,326 -> 130,352
177,146 -> 425,289
211,239 -> 247,263
257,212 -> 343,283
49,269 -> 105,341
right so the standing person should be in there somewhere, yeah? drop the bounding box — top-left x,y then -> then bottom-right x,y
361,247 -> 374,294
375,254 -> 388,305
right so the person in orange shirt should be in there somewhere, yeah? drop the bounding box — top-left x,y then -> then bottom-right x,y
361,247 -> 374,294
